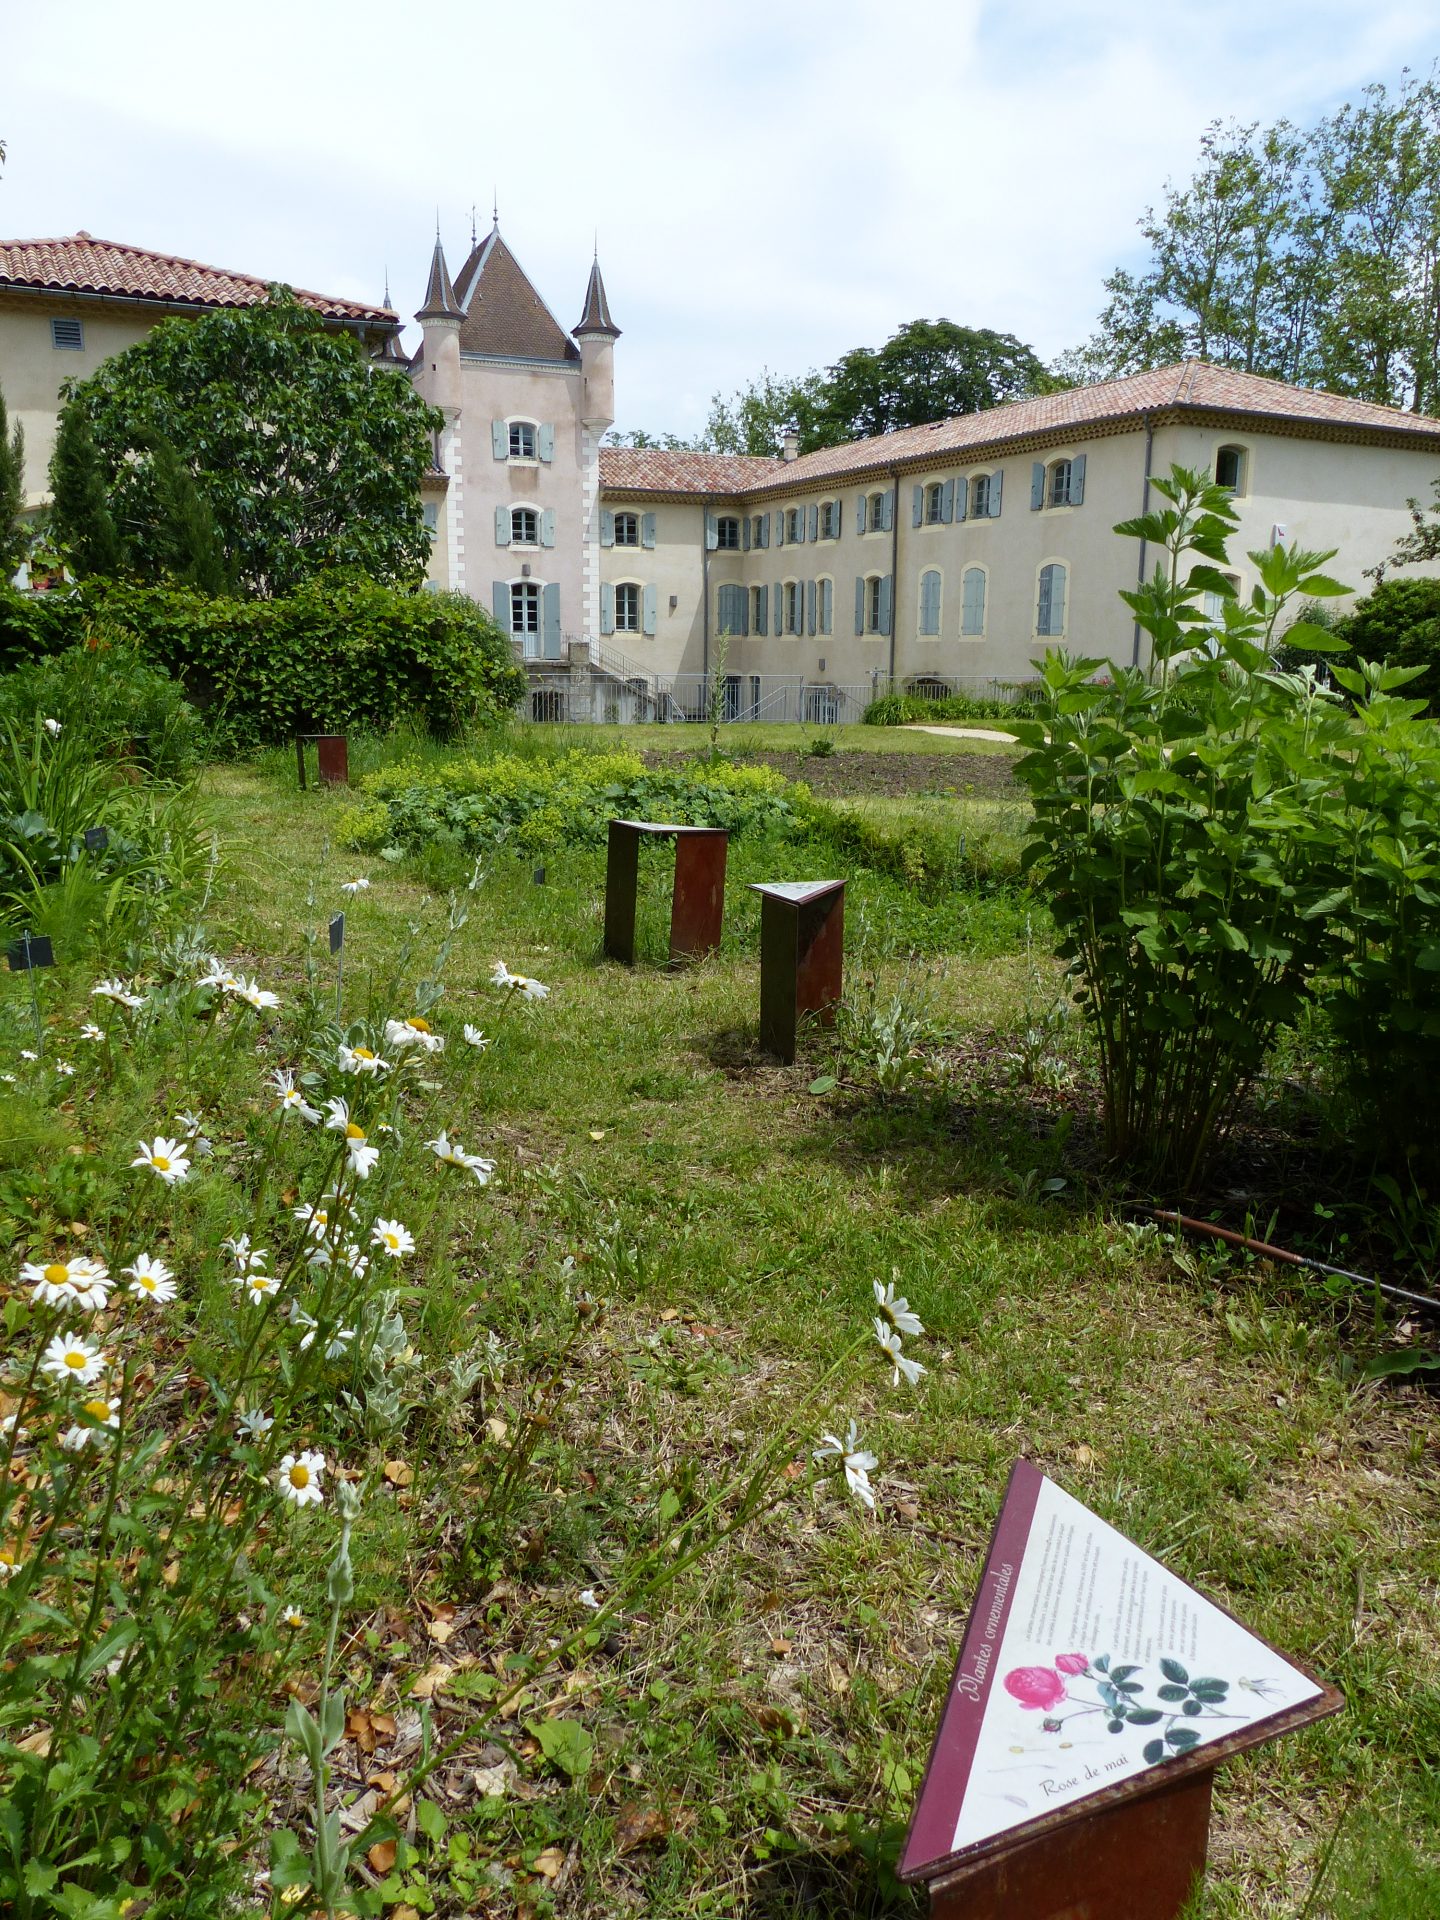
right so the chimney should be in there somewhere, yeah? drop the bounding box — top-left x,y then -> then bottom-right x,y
781,424 -> 800,463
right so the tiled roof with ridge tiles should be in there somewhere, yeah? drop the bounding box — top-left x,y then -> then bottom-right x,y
0,232 -> 396,324
602,363 -> 1440,498
600,448 -> 783,494
451,227 -> 579,364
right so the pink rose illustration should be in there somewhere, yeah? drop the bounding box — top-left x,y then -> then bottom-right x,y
1003,1665 -> 1067,1711
1055,1653 -> 1089,1674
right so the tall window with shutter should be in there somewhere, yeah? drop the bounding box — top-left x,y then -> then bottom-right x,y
510,507 -> 538,546
716,515 -> 740,550
614,583 -> 641,633
818,577 -> 833,635
1037,562 -> 1067,637
613,511 -> 639,547
919,569 -> 942,637
510,581 -> 541,636
508,421 -> 537,460
961,567 -> 986,637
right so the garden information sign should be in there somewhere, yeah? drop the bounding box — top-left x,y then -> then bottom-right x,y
902,1460 -> 1342,1917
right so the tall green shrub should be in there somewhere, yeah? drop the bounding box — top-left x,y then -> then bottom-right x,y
1011,468 -> 1352,1190
0,378 -> 25,584
1331,577 -> 1440,715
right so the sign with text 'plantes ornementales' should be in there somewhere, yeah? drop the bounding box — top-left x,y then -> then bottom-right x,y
901,1460 -> 1342,1895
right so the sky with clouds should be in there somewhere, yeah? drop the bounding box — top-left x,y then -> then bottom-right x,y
2,1 -> 1435,437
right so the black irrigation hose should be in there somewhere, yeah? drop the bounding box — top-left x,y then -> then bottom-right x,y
1146,1208 -> 1440,1317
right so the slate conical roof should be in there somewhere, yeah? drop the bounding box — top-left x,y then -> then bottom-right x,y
451,225 -> 580,364
574,255 -> 620,339
416,235 -> 461,322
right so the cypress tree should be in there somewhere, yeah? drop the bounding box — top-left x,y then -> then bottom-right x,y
0,379 -> 25,583
49,400 -> 126,578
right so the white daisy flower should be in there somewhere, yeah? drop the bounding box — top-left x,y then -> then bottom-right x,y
338,1043 -> 390,1076
426,1130 -> 496,1184
234,975 -> 280,1011
196,956 -> 230,990
1,1073 -> 16,1084
54,1061 -> 75,1078
275,1450 -> 326,1508
40,1331 -> 107,1386
18,1050 -> 37,1062
281,1604 -> 306,1628
270,1068 -> 321,1124
340,878 -> 370,895
238,1407 -> 273,1440
23,1256 -> 112,1311
311,1327 -> 354,1361
491,961 -> 549,1000
292,1202 -> 334,1241
813,1420 -> 880,1509
578,1588 -> 602,1610
43,716 -> 62,736
240,1271 -> 281,1305
1,1412 -> 29,1444
222,1232 -> 268,1272
873,1323 -> 927,1388
462,1025 -> 490,1050
872,1278 -> 924,1337
60,1394 -> 121,1451
371,1218 -> 414,1259
92,978 -> 145,1009
131,1137 -> 191,1185
0,1545 -> 19,1579
338,1242 -> 369,1278
123,1254 -> 177,1305
325,1098 -> 379,1178
286,1301 -> 318,1331
384,1016 -> 445,1055
79,1023 -> 106,1043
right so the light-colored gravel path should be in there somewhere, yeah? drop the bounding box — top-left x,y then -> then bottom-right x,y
901,722 -> 1020,743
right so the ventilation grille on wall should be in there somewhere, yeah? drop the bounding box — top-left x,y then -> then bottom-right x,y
50,316 -> 84,351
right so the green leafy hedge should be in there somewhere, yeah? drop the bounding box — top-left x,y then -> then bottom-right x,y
0,577 -> 526,746
339,748 -> 803,855
862,688 -> 1034,727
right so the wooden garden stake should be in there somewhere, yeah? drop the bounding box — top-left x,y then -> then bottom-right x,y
6,930 -> 55,1055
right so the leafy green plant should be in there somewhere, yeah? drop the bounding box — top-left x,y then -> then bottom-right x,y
1011,465 -> 1352,1190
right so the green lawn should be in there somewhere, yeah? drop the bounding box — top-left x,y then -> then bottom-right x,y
4,751 -> 1436,1919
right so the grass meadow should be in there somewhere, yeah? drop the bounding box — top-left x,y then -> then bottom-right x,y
3,727 -> 1437,1919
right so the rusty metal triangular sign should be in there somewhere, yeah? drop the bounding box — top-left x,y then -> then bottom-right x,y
901,1459 -> 1342,1884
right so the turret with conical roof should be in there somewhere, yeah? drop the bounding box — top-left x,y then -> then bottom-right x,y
414,230 -> 462,414
575,250 -> 618,432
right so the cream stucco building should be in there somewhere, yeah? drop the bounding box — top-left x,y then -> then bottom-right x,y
5,225 -> 1440,719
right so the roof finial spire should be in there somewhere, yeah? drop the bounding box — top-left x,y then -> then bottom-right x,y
383,266 -> 391,308
470,204 -> 477,247
435,207 -> 441,241
492,188 -> 499,230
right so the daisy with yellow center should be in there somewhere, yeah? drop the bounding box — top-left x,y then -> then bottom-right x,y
338,1044 -> 390,1076
325,1098 -> 380,1178
123,1253 -> 177,1305
22,1256 -> 112,1311
60,1396 -> 121,1451
241,1271 -> 281,1305
40,1331 -> 106,1385
131,1137 -> 191,1185
370,1218 -> 414,1258
384,1016 -> 445,1055
281,1605 -> 306,1629
0,1546 -> 18,1581
276,1450 -> 326,1507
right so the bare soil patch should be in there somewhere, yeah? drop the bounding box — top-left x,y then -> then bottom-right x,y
642,748 -> 1021,800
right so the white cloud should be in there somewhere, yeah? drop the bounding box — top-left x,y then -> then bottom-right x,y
2,0 -> 1434,436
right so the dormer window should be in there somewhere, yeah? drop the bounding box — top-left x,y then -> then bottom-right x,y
511,507 -> 538,546
1215,445 -> 1247,495
614,510 -> 639,547
509,421 -> 536,460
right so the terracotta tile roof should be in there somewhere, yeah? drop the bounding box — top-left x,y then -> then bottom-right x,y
599,448 -> 784,494
0,232 -> 396,325
604,363 -> 1440,500
452,227 -> 579,364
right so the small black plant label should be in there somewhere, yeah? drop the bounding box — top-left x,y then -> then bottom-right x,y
6,932 -> 55,971
329,913 -> 345,955
901,1459 -> 1341,1882
83,826 -> 109,853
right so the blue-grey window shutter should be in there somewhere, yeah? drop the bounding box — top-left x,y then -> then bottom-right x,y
806,578 -> 817,635
821,578 -> 832,633
760,512 -> 770,549
492,420 -> 507,460
495,505 -> 510,547
643,584 -> 658,635
795,508 -> 806,545
540,509 -> 556,549
882,489 -> 895,532
854,576 -> 865,636
1030,462 -> 1045,510
956,477 -> 969,521
600,508 -> 615,548
742,516 -> 751,552
775,510 -> 785,548
705,512 -> 718,551
543,581 -> 561,646
493,580 -> 510,628
808,503 -> 819,542
879,574 -> 893,635
755,586 -> 768,636
990,468 -> 1003,517
537,423 -> 555,463
1070,453 -> 1086,506
600,582 -> 615,634
912,484 -> 924,529
856,495 -> 867,536
642,512 -> 657,550
773,582 -> 783,632
941,479 -> 955,523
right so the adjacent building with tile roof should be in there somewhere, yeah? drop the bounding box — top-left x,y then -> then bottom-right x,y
0,231 -> 400,508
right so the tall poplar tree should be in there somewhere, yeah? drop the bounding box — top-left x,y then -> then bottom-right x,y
0,379 -> 28,583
